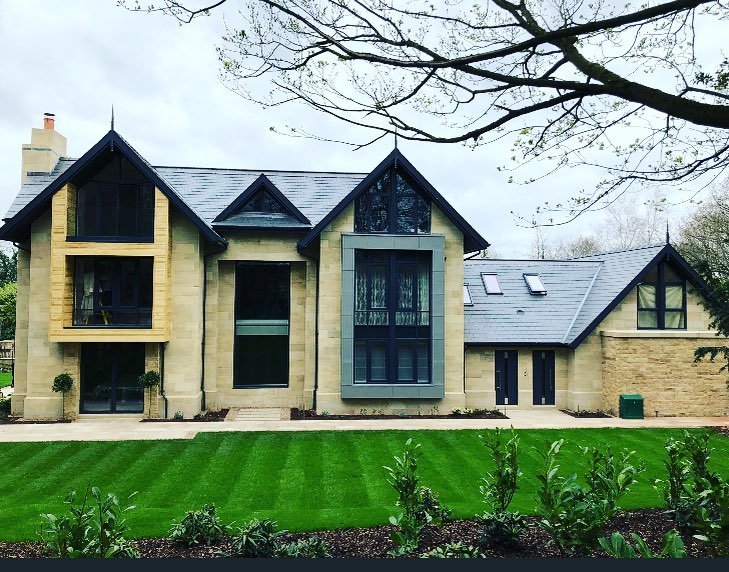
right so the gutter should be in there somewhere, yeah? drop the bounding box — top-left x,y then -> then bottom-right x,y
159,341 -> 168,419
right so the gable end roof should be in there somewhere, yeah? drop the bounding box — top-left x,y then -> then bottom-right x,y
297,148 -> 490,253
0,130 -> 226,246
212,173 -> 310,226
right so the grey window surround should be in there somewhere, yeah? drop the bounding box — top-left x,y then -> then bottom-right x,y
340,233 -> 445,399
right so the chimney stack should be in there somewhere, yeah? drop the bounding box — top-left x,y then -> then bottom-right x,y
21,114 -> 67,184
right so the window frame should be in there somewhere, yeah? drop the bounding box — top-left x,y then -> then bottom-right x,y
353,250 -> 432,385
636,262 -> 687,330
481,273 -> 503,295
72,256 -> 154,328
524,273 -> 547,295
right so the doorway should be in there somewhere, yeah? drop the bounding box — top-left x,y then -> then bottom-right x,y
495,350 -> 518,405
80,343 -> 145,413
532,349 -> 555,405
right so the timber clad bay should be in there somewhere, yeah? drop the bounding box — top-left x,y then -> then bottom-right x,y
1,428 -> 729,541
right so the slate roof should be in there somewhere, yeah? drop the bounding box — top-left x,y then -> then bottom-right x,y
463,244 -> 671,347
4,159 -> 367,229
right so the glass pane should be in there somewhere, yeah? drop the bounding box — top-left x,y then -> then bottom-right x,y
99,184 -> 117,236
638,310 -> 658,328
368,310 -> 388,326
463,285 -> 472,305
241,190 -> 285,214
398,342 -> 414,381
416,194 -> 430,233
642,267 -> 658,282
417,341 -> 429,383
119,259 -> 137,307
81,344 -> 113,413
138,259 -> 153,310
138,185 -> 155,237
665,310 -> 685,329
118,184 -> 137,236
396,311 -> 416,326
75,259 -> 95,325
355,263 -> 367,316
370,265 -> 388,309
665,284 -> 684,309
664,265 -> 680,282
114,343 -> 145,413
235,263 -> 290,320
417,259 -> 430,325
637,284 -> 656,309
482,274 -> 502,294
354,196 -> 367,232
396,195 -> 416,233
370,194 -> 389,232
524,274 -> 546,294
119,155 -> 148,184
96,261 -> 114,309
234,335 -> 289,387
76,184 -> 98,236
398,265 -> 414,309
371,342 -> 387,381
354,340 -> 367,383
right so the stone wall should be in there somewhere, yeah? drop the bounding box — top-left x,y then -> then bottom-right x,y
602,334 -> 729,417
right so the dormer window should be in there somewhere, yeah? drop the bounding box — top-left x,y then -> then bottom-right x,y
524,273 -> 547,295
354,166 -> 430,234
481,273 -> 502,294
73,154 -> 155,241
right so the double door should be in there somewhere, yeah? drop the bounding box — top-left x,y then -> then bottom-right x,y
80,343 -> 145,413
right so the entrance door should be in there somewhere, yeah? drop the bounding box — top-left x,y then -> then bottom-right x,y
80,343 -> 145,413
495,350 -> 518,405
532,350 -> 555,405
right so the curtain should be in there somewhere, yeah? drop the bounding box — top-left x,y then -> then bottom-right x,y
665,285 -> 684,309
637,284 -> 656,309
417,260 -> 430,326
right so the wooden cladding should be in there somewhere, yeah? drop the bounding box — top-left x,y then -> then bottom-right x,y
48,185 -> 171,342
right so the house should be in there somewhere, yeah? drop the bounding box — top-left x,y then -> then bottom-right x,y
1,116 -> 727,420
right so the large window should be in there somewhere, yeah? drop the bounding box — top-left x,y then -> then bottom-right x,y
354,250 -> 431,384
73,257 -> 153,327
354,167 -> 430,234
637,262 -> 686,329
234,263 -> 290,388
74,154 -> 155,240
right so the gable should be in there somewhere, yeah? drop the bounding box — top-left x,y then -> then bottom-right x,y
212,174 -> 310,229
297,149 -> 489,253
0,130 -> 226,246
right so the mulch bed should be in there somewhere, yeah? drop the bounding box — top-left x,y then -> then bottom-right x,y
0,417 -> 73,425
0,509 -> 713,558
560,409 -> 613,419
290,408 -> 508,421
140,409 -> 230,423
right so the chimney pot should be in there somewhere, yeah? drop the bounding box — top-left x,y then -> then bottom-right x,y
43,113 -> 55,130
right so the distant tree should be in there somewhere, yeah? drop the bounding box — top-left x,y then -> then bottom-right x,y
0,283 -> 16,340
0,249 -> 16,287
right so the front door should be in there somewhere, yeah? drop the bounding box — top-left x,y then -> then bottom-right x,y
495,350 -> 518,405
532,350 -> 555,405
80,343 -> 145,413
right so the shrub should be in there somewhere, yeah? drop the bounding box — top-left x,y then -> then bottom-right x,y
51,372 -> 74,419
273,536 -> 332,558
384,439 -> 449,555
0,396 -> 10,418
599,530 -> 687,558
168,504 -> 228,546
420,542 -> 484,558
138,370 -> 161,418
477,428 -> 524,549
228,517 -> 284,557
694,479 -> 729,557
38,486 -> 138,558
535,439 -> 644,556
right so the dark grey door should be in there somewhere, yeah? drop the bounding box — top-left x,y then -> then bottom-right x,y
80,343 -> 145,413
495,350 -> 518,405
532,350 -> 555,405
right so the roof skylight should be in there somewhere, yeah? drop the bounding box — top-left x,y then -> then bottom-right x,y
481,273 -> 502,295
463,284 -> 473,305
524,273 -> 547,295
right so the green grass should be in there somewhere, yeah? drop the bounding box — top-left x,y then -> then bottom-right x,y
0,428 -> 728,541
0,372 -> 11,388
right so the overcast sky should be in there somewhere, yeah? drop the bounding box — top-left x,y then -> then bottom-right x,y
0,1 -> 721,256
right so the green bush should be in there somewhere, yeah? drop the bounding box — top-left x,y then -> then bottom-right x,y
38,486 -> 138,558
478,428 -> 524,549
0,396 -> 10,418
168,504 -> 229,546
420,542 -> 484,558
228,517 -> 284,557
273,536 -> 332,558
384,438 -> 449,555
599,530 -> 687,558
535,439 -> 644,556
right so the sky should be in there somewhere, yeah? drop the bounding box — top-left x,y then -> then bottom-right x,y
0,1 -> 723,257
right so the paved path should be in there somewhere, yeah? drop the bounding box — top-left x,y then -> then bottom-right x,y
1,409 -> 728,443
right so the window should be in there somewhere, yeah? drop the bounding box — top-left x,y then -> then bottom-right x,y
74,154 -> 155,240
234,263 -> 290,387
637,262 -> 686,329
524,273 -> 547,295
238,189 -> 286,214
463,284 -> 473,305
354,250 -> 431,384
481,273 -> 502,294
73,257 -> 153,326
354,167 -> 431,234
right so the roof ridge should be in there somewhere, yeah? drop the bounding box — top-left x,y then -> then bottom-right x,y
569,243 -> 665,259
153,164 -> 370,176
464,258 -> 603,263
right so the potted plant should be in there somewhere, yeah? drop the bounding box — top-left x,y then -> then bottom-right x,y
138,370 -> 161,419
51,372 -> 74,420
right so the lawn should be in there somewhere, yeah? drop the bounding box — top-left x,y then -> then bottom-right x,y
0,428 -> 728,542
0,372 -> 11,388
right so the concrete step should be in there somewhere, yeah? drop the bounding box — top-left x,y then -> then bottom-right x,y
76,414 -> 145,422
226,408 -> 289,422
